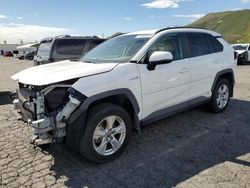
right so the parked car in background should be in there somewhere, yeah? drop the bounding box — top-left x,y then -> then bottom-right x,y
232,43 -> 250,65
16,51 -> 26,60
12,50 -> 19,58
18,51 -> 35,60
12,27 -> 236,163
16,43 -> 38,60
34,35 -> 105,66
24,51 -> 36,60
19,51 -> 36,60
3,51 -> 14,57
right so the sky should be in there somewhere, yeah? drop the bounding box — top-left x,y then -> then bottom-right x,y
0,0 -> 250,43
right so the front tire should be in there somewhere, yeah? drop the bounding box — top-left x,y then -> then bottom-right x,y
209,79 -> 231,113
80,103 -> 132,163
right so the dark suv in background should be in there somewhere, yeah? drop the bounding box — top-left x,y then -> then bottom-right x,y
34,35 -> 105,65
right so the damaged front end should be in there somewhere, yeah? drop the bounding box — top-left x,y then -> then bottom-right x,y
13,80 -> 85,145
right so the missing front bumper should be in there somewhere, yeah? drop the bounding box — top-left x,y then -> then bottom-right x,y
13,87 -> 81,145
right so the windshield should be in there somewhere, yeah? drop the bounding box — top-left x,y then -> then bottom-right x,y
233,45 -> 248,50
80,34 -> 151,63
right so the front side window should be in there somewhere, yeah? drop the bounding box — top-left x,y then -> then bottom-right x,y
81,35 -> 151,63
143,34 -> 184,62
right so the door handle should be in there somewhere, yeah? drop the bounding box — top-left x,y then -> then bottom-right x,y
179,67 -> 189,74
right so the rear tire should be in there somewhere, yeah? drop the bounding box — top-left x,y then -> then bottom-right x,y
209,79 -> 231,113
79,103 -> 132,163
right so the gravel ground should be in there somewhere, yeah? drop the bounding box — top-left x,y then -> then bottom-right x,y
0,58 -> 250,188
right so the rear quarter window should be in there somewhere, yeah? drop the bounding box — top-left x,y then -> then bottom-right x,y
206,34 -> 223,53
55,39 -> 86,55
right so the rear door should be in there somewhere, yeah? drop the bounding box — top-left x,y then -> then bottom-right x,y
186,33 -> 224,101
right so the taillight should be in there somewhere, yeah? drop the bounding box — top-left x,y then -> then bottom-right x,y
234,51 -> 238,60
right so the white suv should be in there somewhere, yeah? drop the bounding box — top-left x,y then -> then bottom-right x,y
232,43 -> 250,65
12,27 -> 236,163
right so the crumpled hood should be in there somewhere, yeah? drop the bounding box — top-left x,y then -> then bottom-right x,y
11,60 -> 118,86
235,50 -> 247,55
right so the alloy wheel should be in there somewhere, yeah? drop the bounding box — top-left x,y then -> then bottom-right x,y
92,115 -> 126,156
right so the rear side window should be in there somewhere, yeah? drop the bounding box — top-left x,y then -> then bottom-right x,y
206,34 -> 223,53
186,33 -> 210,58
56,39 -> 86,55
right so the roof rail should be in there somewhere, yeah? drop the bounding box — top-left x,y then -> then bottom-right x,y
155,26 -> 210,34
40,37 -> 53,43
55,34 -> 71,38
55,35 -> 100,39
40,35 -> 103,43
40,35 -> 70,42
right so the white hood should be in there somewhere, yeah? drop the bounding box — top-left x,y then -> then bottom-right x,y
11,60 -> 118,86
235,50 -> 247,55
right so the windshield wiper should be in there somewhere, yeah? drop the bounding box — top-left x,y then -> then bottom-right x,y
82,60 -> 95,64
70,59 -> 79,62
129,60 -> 137,63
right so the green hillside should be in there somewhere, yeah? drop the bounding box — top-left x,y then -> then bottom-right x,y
188,9 -> 250,44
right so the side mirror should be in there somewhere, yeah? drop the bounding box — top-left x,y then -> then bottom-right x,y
147,51 -> 173,71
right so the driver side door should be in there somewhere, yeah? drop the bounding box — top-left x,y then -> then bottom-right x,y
137,33 -> 190,121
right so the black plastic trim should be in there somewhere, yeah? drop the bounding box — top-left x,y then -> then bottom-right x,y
66,88 -> 140,150
211,69 -> 235,96
84,89 -> 139,112
142,96 -> 210,125
69,88 -> 140,124
68,87 -> 87,102
155,27 -> 222,37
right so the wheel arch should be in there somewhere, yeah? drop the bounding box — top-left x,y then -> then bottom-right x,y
211,69 -> 235,97
66,88 -> 140,150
